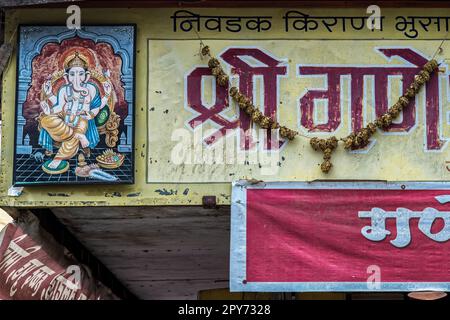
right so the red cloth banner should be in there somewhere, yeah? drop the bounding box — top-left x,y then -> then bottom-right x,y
230,182 -> 450,292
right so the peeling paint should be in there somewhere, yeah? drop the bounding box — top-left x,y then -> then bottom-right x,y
47,193 -> 70,197
105,192 -> 122,198
220,193 -> 230,200
155,188 -> 177,196
127,192 -> 141,197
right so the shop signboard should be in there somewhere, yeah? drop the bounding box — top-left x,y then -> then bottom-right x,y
0,7 -> 450,206
231,181 -> 450,292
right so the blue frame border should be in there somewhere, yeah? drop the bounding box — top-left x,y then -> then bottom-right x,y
230,180 -> 450,292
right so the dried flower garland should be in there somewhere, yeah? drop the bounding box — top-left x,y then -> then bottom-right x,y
308,59 -> 438,173
201,45 -> 298,140
197,44 -> 439,174
341,59 -> 438,152
310,136 -> 338,173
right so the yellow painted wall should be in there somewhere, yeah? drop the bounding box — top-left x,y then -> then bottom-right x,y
1,7 -> 450,207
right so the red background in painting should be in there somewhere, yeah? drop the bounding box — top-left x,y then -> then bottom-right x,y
246,188 -> 450,282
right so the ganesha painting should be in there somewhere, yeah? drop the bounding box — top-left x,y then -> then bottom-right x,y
13,25 -> 135,185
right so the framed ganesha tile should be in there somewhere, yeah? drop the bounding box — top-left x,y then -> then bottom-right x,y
13,25 -> 136,186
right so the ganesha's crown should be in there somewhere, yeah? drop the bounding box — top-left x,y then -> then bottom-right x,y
64,52 -> 88,70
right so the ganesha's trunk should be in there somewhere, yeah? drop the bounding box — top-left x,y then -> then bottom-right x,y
72,77 -> 89,96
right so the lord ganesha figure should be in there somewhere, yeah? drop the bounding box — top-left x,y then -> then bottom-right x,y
38,52 -> 114,174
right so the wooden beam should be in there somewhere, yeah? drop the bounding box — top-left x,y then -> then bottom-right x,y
3,0 -> 450,8
30,208 -> 139,300
52,206 -> 231,299
0,0 -> 83,7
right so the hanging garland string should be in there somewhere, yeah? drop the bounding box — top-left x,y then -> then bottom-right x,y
311,59 -> 438,173
310,59 -> 438,173
201,45 -> 298,140
199,44 -> 439,174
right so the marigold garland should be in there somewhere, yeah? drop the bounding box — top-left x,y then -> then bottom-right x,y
198,45 -> 439,174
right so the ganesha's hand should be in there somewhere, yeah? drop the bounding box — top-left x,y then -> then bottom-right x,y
42,80 -> 53,97
40,101 -> 51,115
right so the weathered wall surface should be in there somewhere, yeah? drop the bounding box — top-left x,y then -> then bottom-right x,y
1,7 -> 450,207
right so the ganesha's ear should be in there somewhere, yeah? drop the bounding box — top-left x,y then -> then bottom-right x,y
85,71 -> 91,83
63,72 -> 69,84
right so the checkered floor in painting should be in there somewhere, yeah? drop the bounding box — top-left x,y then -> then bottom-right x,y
14,148 -> 133,184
